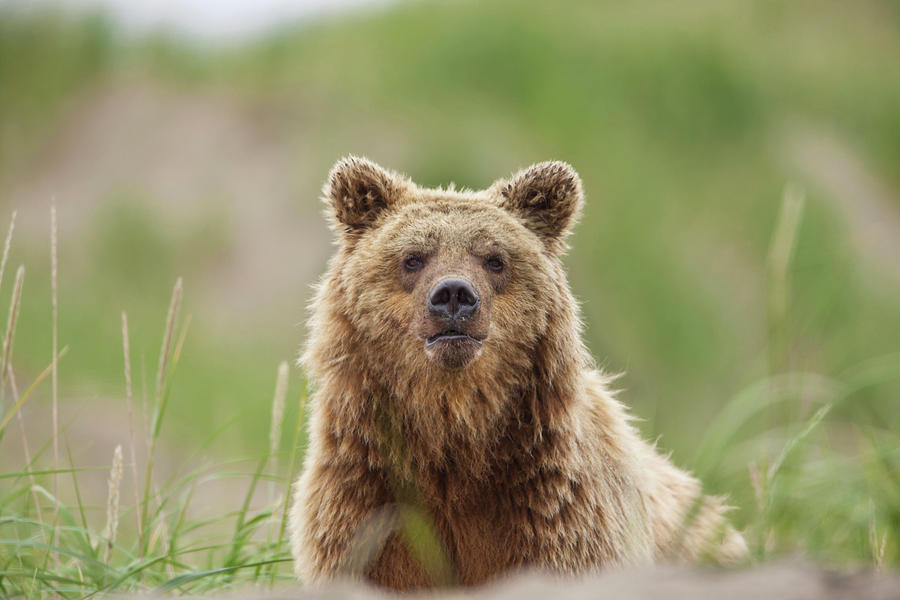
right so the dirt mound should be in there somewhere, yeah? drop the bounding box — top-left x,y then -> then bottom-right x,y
145,563 -> 900,599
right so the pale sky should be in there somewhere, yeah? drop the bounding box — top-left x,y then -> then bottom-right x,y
2,0 -> 393,41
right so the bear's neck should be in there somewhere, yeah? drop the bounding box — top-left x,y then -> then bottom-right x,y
307,320 -> 586,486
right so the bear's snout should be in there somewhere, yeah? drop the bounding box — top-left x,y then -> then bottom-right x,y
427,278 -> 480,321
422,277 -> 486,369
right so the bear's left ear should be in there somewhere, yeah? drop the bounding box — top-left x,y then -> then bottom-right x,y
494,161 -> 584,253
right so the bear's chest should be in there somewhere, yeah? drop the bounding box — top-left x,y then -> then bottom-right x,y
417,469 -> 566,585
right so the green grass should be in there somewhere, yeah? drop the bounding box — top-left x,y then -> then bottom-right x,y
0,0 -> 898,595
0,275 -> 308,596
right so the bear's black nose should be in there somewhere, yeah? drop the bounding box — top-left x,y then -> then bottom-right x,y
428,278 -> 479,321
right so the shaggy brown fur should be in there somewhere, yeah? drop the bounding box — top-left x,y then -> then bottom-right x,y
289,157 -> 747,590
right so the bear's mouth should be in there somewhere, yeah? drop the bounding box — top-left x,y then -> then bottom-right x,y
425,329 -> 483,347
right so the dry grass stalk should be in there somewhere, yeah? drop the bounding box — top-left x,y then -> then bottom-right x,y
104,445 -> 124,564
0,211 -> 16,417
0,211 -> 15,297
268,362 -> 289,499
121,311 -> 144,559
11,366 -> 44,525
747,461 -> 764,513
155,277 -> 183,399
50,204 -> 60,554
171,313 -> 191,368
0,265 -> 24,413
0,265 -> 25,387
869,508 -> 887,572
0,210 -> 16,294
151,480 -> 176,578
0,267 -> 36,522
269,362 -> 290,459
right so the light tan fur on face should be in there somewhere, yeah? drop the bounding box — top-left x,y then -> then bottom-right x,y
289,157 -> 747,590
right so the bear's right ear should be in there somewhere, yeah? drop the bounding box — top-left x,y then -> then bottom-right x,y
324,156 -> 404,233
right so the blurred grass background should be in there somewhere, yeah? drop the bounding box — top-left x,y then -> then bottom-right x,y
1,0 -> 899,578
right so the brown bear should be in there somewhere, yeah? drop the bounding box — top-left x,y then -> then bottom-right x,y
288,157 -> 747,590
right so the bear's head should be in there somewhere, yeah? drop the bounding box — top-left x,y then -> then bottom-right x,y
305,157 -> 588,457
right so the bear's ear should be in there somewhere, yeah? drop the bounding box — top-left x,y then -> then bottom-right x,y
325,156 -> 404,233
495,161 -> 584,253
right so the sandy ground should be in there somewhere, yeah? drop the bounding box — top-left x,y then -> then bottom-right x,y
131,563 -> 900,599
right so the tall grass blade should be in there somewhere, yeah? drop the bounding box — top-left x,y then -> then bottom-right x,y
268,361 -> 289,519
9,366 -> 44,524
0,210 -> 16,297
50,203 -> 60,563
766,403 -> 831,502
121,311 -> 144,564
0,347 -> 69,436
0,210 -> 17,417
766,184 -> 804,377
142,277 -> 183,554
0,265 -> 24,440
271,387 -> 307,583
154,558 -> 291,594
225,455 -> 268,572
63,435 -> 91,548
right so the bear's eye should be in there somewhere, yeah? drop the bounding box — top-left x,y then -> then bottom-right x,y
484,257 -> 505,273
404,255 -> 425,272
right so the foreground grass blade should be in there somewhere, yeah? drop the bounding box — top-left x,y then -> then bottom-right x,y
0,346 -> 69,437
154,558 -> 292,594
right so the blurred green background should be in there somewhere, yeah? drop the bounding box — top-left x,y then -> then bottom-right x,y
1,0 -> 898,566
